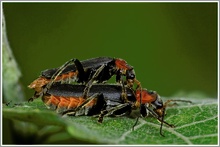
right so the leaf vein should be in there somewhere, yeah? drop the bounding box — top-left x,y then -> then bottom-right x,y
175,115 -> 218,129
113,118 -> 146,144
188,133 -> 218,139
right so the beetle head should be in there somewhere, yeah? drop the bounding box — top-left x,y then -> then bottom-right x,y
136,89 -> 165,117
125,69 -> 135,87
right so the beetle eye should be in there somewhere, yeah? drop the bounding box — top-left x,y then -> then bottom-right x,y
152,95 -> 163,109
126,69 -> 135,79
153,100 -> 163,109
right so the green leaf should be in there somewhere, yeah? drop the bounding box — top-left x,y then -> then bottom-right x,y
2,10 -> 25,103
2,98 -> 217,145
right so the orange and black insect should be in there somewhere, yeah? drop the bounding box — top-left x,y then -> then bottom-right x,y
40,82 -> 190,136
28,57 -> 141,101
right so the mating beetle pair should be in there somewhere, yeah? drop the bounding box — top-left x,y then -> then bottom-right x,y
28,56 -> 190,136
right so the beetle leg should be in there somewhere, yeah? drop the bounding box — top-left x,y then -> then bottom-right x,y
132,115 -> 140,131
145,106 -> 175,137
62,93 -> 106,116
116,70 -> 122,83
134,79 -> 141,90
82,64 -> 106,98
73,59 -> 86,83
40,58 -> 86,97
28,84 -> 52,102
28,91 -> 41,102
44,59 -> 78,93
121,78 -> 128,103
98,102 -> 132,123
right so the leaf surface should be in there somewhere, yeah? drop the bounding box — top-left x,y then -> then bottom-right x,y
3,98 -> 218,145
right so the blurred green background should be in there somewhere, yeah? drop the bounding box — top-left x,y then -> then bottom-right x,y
3,2 -> 217,100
